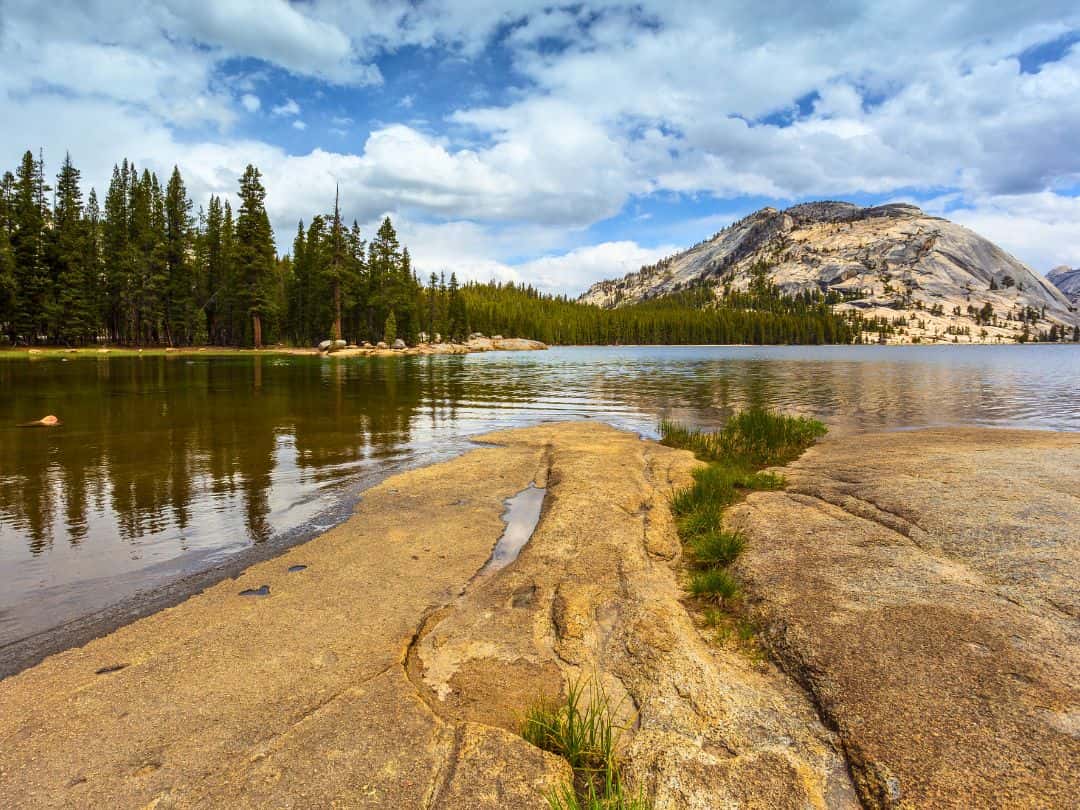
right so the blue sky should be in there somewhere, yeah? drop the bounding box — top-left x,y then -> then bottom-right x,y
2,1 -> 1080,295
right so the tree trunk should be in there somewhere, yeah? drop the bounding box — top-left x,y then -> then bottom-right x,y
333,282 -> 342,342
252,313 -> 262,349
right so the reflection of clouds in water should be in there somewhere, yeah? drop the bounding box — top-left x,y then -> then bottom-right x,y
0,345 -> 1077,644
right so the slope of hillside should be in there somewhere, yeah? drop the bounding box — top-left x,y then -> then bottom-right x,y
581,202 -> 1079,343
1048,265 -> 1080,305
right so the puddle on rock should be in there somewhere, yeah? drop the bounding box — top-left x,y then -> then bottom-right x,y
480,484 -> 545,575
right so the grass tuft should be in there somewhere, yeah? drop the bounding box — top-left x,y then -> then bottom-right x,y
687,568 -> 741,601
662,409 -> 826,643
660,407 -> 826,468
521,678 -> 649,809
688,530 -> 745,568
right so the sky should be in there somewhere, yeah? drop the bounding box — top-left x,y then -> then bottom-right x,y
2,1 -> 1080,296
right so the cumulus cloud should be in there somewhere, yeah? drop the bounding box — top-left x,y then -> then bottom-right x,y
3,0 -> 1080,292
941,193 -> 1080,272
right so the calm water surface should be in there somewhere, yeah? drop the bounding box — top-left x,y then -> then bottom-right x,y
2,345 -> 1078,644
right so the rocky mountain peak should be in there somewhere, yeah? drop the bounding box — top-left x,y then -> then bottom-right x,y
1047,265 -> 1080,305
579,201 -> 1078,342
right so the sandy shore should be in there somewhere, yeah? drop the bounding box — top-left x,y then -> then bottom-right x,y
0,424 -> 1076,808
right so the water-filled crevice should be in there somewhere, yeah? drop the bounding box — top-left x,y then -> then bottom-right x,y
479,484 -> 546,575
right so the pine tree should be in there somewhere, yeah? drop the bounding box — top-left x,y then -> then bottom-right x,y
164,166 -> 194,345
448,272 -> 467,341
0,222 -> 15,336
11,150 -> 49,342
383,309 -> 397,345
327,185 -> 346,342
235,165 -> 275,348
102,162 -> 131,342
50,152 -> 95,343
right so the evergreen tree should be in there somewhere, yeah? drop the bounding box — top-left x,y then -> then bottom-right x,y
235,165 -> 275,348
164,166 -> 195,345
0,222 -> 15,335
49,152 -> 95,343
102,162 -> 131,342
383,309 -> 397,345
447,272 -> 467,340
10,150 -> 49,342
327,186 -> 347,342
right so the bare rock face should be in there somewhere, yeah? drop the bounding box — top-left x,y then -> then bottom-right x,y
409,423 -> 857,809
1048,265 -> 1080,306
0,422 -> 850,809
580,202 -> 1079,342
726,429 -> 1080,809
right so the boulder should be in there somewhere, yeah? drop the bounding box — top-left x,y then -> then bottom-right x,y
376,341 -> 388,349
392,338 -> 407,350
317,340 -> 332,352
332,339 -> 347,350
491,334 -> 503,340
19,415 -> 61,428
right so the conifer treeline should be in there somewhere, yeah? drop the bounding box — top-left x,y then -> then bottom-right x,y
0,150 -> 456,347
461,279 -> 861,345
0,149 -> 861,348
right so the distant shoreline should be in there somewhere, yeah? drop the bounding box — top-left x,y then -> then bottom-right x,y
2,340 -> 1073,360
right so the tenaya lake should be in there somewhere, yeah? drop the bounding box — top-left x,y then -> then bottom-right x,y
2,344 -> 1079,650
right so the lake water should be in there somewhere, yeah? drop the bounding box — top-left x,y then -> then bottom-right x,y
2,345 -> 1079,647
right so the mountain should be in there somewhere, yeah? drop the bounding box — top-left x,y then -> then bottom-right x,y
1048,265 -> 1080,306
580,202 -> 1079,343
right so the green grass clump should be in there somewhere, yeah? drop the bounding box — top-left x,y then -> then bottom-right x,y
687,568 -> 741,601
662,409 -> 826,640
688,530 -> 745,568
521,679 -> 649,810
660,407 -> 826,468
671,465 -> 786,519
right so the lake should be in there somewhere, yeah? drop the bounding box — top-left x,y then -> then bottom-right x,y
2,344 -> 1079,648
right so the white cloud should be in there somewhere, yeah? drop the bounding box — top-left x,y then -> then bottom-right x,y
512,241 -> 680,296
162,0 -> 380,85
292,120 -> 308,131
941,193 -> 1080,273
271,98 -> 301,117
4,0 -> 1080,292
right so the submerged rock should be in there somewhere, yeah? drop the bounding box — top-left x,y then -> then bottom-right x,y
18,414 -> 60,428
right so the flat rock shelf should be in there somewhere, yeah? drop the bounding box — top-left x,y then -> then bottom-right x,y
0,423 -> 1076,808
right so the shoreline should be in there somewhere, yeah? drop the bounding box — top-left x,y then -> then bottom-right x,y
4,340 -> 1076,361
0,336 -> 548,360
0,423 -> 1076,808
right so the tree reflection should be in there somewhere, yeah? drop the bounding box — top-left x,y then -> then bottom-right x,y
0,355 -> 439,556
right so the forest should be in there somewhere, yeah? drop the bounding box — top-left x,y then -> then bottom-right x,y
0,149 -> 863,348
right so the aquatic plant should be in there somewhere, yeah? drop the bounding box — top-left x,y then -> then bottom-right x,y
660,407 -> 826,467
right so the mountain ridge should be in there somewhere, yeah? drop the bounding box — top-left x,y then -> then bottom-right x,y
580,201 -> 1078,343
1048,265 -> 1080,306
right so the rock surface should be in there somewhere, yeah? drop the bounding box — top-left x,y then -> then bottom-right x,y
727,428 -> 1080,809
1048,265 -> 1080,306
580,201 -> 1078,342
0,422 -> 850,809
